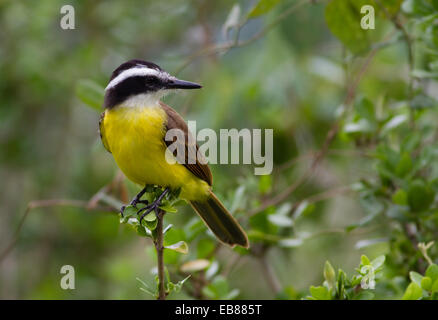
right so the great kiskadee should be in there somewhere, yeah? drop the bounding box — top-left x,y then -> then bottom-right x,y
99,59 -> 249,248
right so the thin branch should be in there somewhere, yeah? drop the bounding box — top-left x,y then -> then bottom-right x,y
250,38 -> 383,216
175,0 -> 311,75
0,199 -> 116,263
154,209 -> 167,300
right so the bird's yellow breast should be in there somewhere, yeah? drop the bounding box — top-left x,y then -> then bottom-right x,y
103,104 -> 210,201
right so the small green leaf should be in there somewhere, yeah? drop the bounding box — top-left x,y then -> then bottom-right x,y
421,276 -> 432,291
355,97 -> 376,123
136,225 -> 151,237
165,241 -> 189,254
309,286 -> 331,300
324,261 -> 336,289
407,180 -> 435,212
268,213 -> 293,227
325,0 -> 370,55
392,189 -> 408,205
402,282 -> 423,300
381,114 -> 408,135
123,205 -> 138,218
371,255 -> 385,269
361,255 -> 371,266
142,211 -> 157,222
159,203 -> 178,213
410,271 -> 424,287
395,153 -> 413,177
425,264 -> 438,282
172,275 -> 191,293
144,218 -> 158,230
258,175 -> 272,194
432,279 -> 438,293
293,201 -> 315,219
248,0 -> 282,18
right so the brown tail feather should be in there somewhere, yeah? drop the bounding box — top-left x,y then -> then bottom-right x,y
190,191 -> 249,248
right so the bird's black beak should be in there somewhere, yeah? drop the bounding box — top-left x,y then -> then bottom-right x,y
165,78 -> 202,90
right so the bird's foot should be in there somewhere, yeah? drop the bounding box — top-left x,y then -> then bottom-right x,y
120,186 -> 149,217
138,188 -> 170,223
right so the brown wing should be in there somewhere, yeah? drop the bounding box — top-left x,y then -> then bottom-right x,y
160,102 -> 212,186
99,111 -> 111,153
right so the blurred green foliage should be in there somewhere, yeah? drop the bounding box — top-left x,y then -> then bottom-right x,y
0,0 -> 437,300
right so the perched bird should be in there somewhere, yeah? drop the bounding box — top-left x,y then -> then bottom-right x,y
99,59 -> 249,248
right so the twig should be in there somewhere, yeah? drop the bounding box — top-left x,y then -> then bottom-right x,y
255,247 -> 281,295
154,209 -> 167,300
375,0 -> 415,124
0,199 -> 116,263
250,38 -> 383,216
175,0 -> 311,75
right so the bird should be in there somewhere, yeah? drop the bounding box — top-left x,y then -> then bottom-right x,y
99,59 -> 249,248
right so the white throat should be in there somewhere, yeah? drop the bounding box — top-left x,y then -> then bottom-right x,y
121,91 -> 166,108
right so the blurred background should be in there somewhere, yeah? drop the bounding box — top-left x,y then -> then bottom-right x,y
1,0 -> 437,299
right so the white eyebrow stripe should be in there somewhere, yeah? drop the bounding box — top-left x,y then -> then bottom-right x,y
105,67 -> 166,90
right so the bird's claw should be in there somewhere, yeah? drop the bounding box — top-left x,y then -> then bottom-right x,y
138,188 -> 169,224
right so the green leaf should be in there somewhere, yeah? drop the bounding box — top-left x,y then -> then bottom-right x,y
174,275 -> 191,292
324,261 -> 336,289
410,93 -> 437,109
258,174 -> 272,194
407,180 -> 435,212
410,271 -> 424,286
142,211 -> 157,222
136,225 -> 151,237
421,276 -> 432,291
309,286 -> 331,300
395,153 -> 413,177
165,241 -> 189,254
402,282 -> 423,300
293,201 -> 315,219
159,203 -> 178,213
325,0 -> 370,55
361,255 -> 371,266
202,275 -> 233,299
425,264 -> 438,282
268,213 -> 293,227
381,114 -> 408,135
355,97 -> 376,123
432,279 -> 438,293
392,189 -> 408,205
75,79 -> 104,111
144,218 -> 158,230
123,205 -> 137,218
371,255 -> 385,269
248,0 -> 282,18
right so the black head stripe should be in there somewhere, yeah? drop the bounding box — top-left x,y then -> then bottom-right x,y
103,75 -> 163,109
